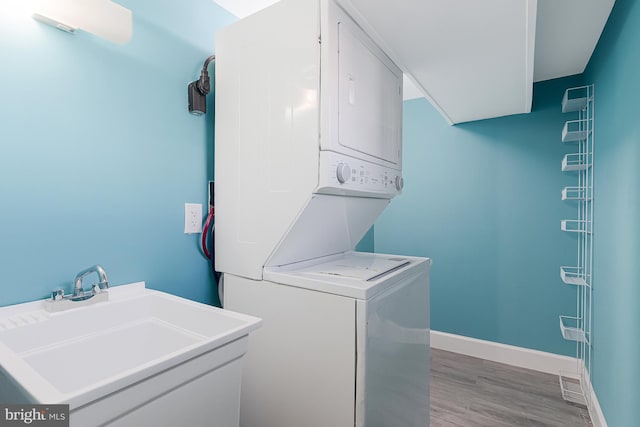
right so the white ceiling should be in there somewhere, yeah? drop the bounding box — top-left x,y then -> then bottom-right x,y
213,0 -> 615,124
534,0 -> 615,82
213,0 -> 279,19
340,0 -> 537,124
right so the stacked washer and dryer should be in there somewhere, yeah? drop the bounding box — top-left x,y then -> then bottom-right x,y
214,1 -> 430,426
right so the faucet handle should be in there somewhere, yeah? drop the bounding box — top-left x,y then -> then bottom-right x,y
98,280 -> 109,290
92,284 -> 102,295
51,288 -> 64,301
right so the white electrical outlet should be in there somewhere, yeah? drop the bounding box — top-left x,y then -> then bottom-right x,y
184,203 -> 202,234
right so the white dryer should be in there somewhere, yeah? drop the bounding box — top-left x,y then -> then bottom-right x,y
214,0 -> 404,280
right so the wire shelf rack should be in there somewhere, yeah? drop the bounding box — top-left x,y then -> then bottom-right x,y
561,153 -> 591,171
561,86 -> 591,113
562,119 -> 592,142
559,375 -> 587,406
559,316 -> 588,343
558,84 -> 594,413
560,266 -> 589,287
561,186 -> 591,201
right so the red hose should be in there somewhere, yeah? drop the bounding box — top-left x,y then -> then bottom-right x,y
202,206 -> 214,259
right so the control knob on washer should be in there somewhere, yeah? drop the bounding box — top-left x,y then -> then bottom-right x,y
395,176 -> 404,191
336,163 -> 351,184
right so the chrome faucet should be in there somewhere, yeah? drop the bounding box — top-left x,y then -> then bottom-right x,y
73,265 -> 109,297
45,265 -> 111,312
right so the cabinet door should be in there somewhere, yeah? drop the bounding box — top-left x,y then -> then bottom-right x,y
337,21 -> 402,166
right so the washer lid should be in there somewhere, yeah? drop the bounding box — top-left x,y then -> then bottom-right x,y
303,254 -> 410,281
264,252 -> 429,299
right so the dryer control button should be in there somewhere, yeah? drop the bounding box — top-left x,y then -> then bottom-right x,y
395,176 -> 404,191
336,163 -> 351,184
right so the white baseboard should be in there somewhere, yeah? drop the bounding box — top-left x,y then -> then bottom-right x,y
590,387 -> 608,427
430,330 -> 579,377
582,363 -> 608,427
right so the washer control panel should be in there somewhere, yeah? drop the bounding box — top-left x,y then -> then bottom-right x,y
316,151 -> 402,198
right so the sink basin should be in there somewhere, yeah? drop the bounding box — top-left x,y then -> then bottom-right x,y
0,282 -> 261,426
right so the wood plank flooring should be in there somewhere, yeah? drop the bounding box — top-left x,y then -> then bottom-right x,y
430,349 -> 592,427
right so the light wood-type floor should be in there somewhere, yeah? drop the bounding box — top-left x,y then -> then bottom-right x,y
430,349 -> 592,427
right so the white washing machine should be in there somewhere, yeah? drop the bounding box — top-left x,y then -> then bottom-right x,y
214,0 -> 430,425
224,251 -> 430,427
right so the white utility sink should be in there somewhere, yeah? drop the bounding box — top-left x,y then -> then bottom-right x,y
0,282 -> 261,426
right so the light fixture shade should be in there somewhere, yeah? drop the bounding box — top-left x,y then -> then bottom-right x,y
33,0 -> 132,44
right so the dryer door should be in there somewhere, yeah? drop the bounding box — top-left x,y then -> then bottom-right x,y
337,22 -> 402,166
320,1 -> 403,169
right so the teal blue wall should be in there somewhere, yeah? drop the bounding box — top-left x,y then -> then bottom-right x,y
355,227 -> 375,252
376,76 -> 585,356
0,0 -> 236,307
584,0 -> 640,425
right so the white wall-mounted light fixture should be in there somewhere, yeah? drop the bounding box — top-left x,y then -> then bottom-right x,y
33,0 -> 132,44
